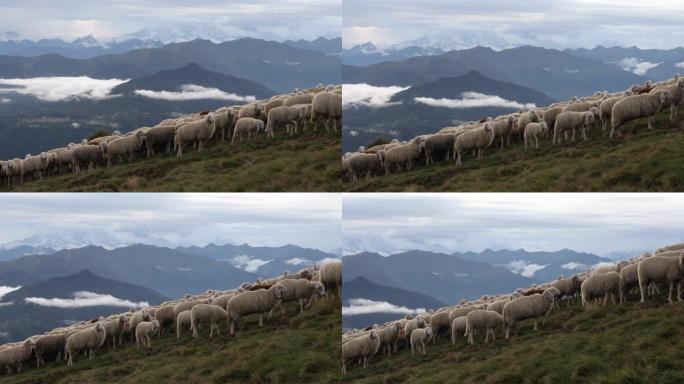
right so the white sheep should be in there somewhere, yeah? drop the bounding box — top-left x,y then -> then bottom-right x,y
101,315 -> 127,348
410,326 -> 433,356
0,340 -> 34,374
619,263 -> 639,303
374,322 -> 403,356
424,134 -> 456,165
135,320 -> 160,349
454,122 -> 495,165
348,153 -> 382,182
64,322 -> 106,366
175,112 -> 216,156
513,111 -> 539,142
277,278 -> 325,314
266,105 -> 300,136
581,271 -> 619,309
649,78 -> 684,120
341,329 -> 381,375
465,310 -> 503,345
610,89 -> 672,137
190,304 -> 228,338
502,287 -> 559,339
311,92 -> 341,132
226,284 -> 287,335
451,316 -> 467,344
637,252 -> 684,303
143,124 -> 176,157
232,117 -> 264,143
553,111 -> 594,144
176,310 -> 192,339
318,260 -> 342,297
34,334 -> 66,367
101,131 -> 144,167
377,138 -> 425,176
524,121 -> 548,150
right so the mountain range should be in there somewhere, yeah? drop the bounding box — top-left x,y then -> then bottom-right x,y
0,269 -> 167,343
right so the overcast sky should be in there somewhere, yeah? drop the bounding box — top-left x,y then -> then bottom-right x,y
0,0 -> 340,42
343,193 -> 684,256
343,0 -> 684,49
0,193 -> 341,251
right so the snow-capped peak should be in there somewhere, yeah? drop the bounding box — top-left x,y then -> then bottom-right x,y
350,42 -> 381,54
109,24 -> 238,45
1,31 -> 20,41
0,229 -> 125,251
72,35 -> 99,47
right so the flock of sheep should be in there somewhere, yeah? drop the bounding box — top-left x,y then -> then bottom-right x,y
340,242 -> 684,375
342,74 -> 684,183
0,84 -> 342,186
0,259 -> 342,375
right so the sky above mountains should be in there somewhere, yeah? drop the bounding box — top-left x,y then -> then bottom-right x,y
0,193 -> 341,251
342,0 -> 684,50
343,193 -> 684,256
0,0 -> 341,42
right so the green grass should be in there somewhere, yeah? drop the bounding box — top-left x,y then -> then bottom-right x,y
342,295 -> 684,384
345,108 -> 684,191
3,129 -> 341,192
0,298 -> 341,384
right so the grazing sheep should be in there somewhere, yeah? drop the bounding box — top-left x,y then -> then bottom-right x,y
491,115 -> 515,148
226,284 -> 287,335
424,134 -> 456,165
278,278 -> 325,314
2,158 -> 22,185
552,275 -> 581,306
175,112 -> 216,156
176,310 -> 192,339
348,152 -> 382,182
543,107 -> 564,135
650,78 -> 684,120
64,322 -> 106,366
451,316 -> 467,344
34,334 -> 66,367
524,121 -> 548,150
553,111 -> 595,144
410,326 -> 433,356
581,271 -> 620,309
126,309 -> 151,343
232,117 -> 264,142
266,105 -> 301,136
341,330 -> 381,375
395,316 -> 426,352
101,131 -> 144,167
214,109 -> 237,142
426,311 -> 451,343
211,292 -> 239,310
173,299 -> 210,319
190,304 -> 228,338
21,153 -> 50,181
377,138 -> 425,175
610,89 -> 672,137
374,322 -> 403,356
0,340 -> 34,374
638,252 -> 684,303
502,288 -> 558,339
513,111 -> 539,142
465,310 -> 504,344
599,95 -> 626,131
101,315 -> 127,349
448,305 -> 482,324
135,320 -> 160,349
153,305 -> 176,335
619,263 -> 640,303
319,260 -> 342,297
237,102 -> 264,121
486,299 -> 509,315
454,122 -> 495,165
72,144 -> 104,174
311,92 -> 342,132
143,124 -> 176,157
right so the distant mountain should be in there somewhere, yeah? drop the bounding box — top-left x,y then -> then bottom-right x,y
112,63 -> 274,99
109,24 -> 236,45
343,71 -> 556,151
176,243 -> 337,277
0,229 -> 128,253
0,269 -> 167,343
284,37 -> 341,55
0,36 -> 164,59
343,45 -> 647,100
343,250 -> 536,304
0,245 -> 56,262
455,248 -> 612,282
342,276 -> 446,329
0,244 -> 258,298
0,37 -> 341,93
343,42 -> 445,66
565,46 -> 684,79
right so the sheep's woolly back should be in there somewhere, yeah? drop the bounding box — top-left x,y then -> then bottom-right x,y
342,330 -> 381,360
611,90 -> 671,129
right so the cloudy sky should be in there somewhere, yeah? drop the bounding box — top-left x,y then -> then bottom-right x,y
0,0 -> 340,42
0,193 -> 341,251
343,193 -> 684,257
343,0 -> 684,49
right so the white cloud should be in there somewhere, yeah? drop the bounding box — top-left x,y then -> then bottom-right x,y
505,260 -> 547,278
342,298 -> 427,316
675,62 -> 684,69
177,267 -> 192,272
286,257 -> 312,266
134,84 -> 256,102
25,291 -> 149,308
618,58 -> 662,76
562,262 -> 588,270
72,122 -> 81,128
0,77 -> 128,102
342,83 -> 409,108
0,286 -> 21,299
0,302 -> 13,306
0,98 -> 10,103
415,92 -> 536,110
231,255 -> 272,273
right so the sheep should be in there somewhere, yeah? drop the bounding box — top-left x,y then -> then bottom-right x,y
448,305 -> 482,324
176,310 -> 192,339
491,115 -> 515,148
211,292 -> 239,310
72,144 -> 103,174
318,260 -> 342,297
650,78 -> 684,120
266,106 -> 300,136
348,152 -> 382,182
610,89 -> 672,138
101,315 -> 127,349
426,310 -> 451,343
34,334 -> 66,367
395,315 -> 426,352
135,320 -> 160,349
486,299 -> 509,314
0,340 -> 34,374
553,111 -> 595,144
599,95 -> 626,131
502,287 -> 558,339
552,275 -> 581,306
619,263 -> 639,303
226,283 -> 287,335
581,271 -> 620,308
638,252 -> 684,303
173,299 -> 209,319
631,80 -> 654,95
365,141 -> 400,154
424,133 -> 456,165
237,102 -> 264,121
21,153 -> 50,181
126,309 -> 151,343
277,278 -> 325,314
153,305 -> 176,335
214,109 -> 237,142
454,122 -> 495,165
175,112 -> 216,156
410,326 -> 433,356
311,92 -> 342,132
190,304 -> 228,338
377,138 -> 425,175
656,243 -> 684,254
143,124 -> 176,157
283,93 -> 314,107
543,107 -> 564,135
341,330 -> 381,375
465,310 -> 504,345
64,322 -> 106,366
2,158 -> 22,185
263,98 -> 285,121
451,316 -> 467,344
374,322 -> 403,356
524,121 -> 548,150
232,117 -> 264,143
513,111 -> 539,142
55,147 -> 75,174
101,130 -> 144,167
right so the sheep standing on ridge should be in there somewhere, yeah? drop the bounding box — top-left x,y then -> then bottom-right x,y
341,330 -> 381,375
410,326 -> 433,356
190,304 -> 228,338
502,287 -> 559,339
64,322 -> 106,366
451,316 -> 467,344
610,89 -> 672,137
638,252 -> 684,303
135,320 -> 160,349
378,138 -> 425,175
524,121 -> 548,150
277,278 -> 325,314
175,112 -> 216,156
553,111 -> 595,144
581,271 -> 620,309
0,340 -> 34,374
318,260 -> 342,298
232,117 -> 264,143
311,92 -> 341,132
465,310 -> 504,344
33,334 -> 65,367
226,284 -> 287,335
454,122 -> 495,165
424,134 -> 456,165
101,131 -> 144,167
176,310 -> 192,339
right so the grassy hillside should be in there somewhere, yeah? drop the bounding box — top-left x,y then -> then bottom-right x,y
3,129 -> 341,192
343,295 -> 684,384
0,297 -> 341,384
346,107 -> 684,191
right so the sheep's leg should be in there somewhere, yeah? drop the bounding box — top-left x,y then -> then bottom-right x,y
485,329 -> 490,343
259,315 -> 264,327
299,298 -> 304,314
648,116 -> 655,130
639,279 -> 646,303
668,281 -> 674,303
533,320 -> 538,331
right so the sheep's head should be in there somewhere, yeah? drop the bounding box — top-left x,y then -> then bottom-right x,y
416,316 -> 426,328
529,111 -> 539,122
314,281 -> 326,297
584,112 -> 595,126
657,89 -> 673,106
206,112 -> 216,125
425,326 -> 433,339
